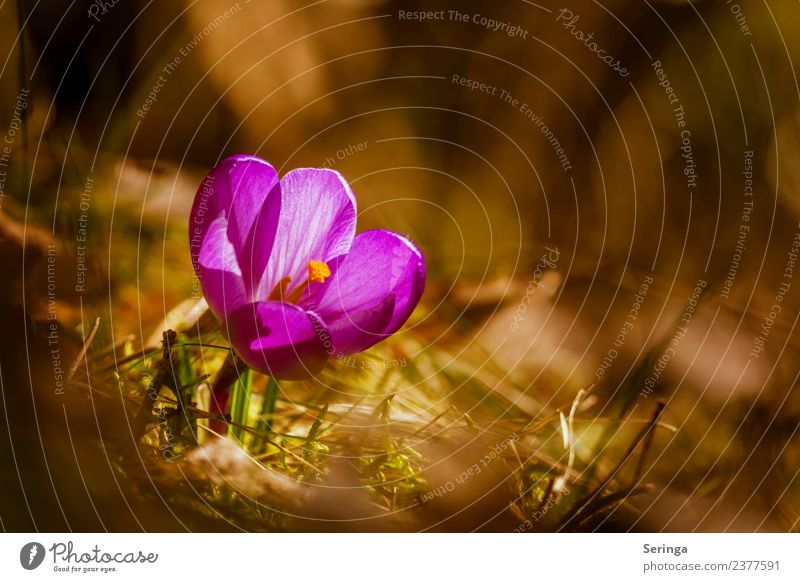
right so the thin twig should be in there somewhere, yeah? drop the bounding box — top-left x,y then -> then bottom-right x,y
558,401 -> 666,530
570,484 -> 654,528
534,477 -> 556,519
66,317 -> 101,386
410,405 -> 453,438
633,400 -> 666,484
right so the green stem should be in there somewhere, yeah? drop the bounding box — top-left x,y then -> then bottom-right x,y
209,352 -> 244,434
229,368 -> 253,443
253,378 -> 280,454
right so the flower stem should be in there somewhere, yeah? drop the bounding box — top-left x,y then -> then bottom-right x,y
209,351 -> 245,434
253,377 -> 279,454
229,368 -> 253,443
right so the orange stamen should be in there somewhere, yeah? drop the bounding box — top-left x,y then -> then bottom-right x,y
285,260 -> 331,303
307,259 -> 331,283
268,276 -> 292,301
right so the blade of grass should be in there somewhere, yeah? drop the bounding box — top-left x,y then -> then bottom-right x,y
66,316 -> 101,386
558,401 -> 666,530
571,484 -> 654,529
253,377 -> 280,455
229,368 -> 253,444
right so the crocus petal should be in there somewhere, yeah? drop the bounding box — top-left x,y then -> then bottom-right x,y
259,168 -> 356,296
196,215 -> 248,320
303,229 -> 425,354
323,294 -> 396,356
190,154 -> 280,268
239,187 -> 282,296
226,301 -> 330,380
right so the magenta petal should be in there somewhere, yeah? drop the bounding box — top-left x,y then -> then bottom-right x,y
196,215 -> 248,320
226,301 -> 329,380
239,187 -> 281,296
190,154 -> 280,269
323,294 -> 396,356
259,168 -> 356,296
304,230 -> 425,354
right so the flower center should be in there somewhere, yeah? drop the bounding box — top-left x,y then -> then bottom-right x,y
307,259 -> 331,283
268,260 -> 331,303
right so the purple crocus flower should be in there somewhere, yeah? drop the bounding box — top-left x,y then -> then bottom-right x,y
190,154 -> 425,381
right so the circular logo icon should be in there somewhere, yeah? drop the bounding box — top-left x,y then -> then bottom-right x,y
19,542 -> 46,570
